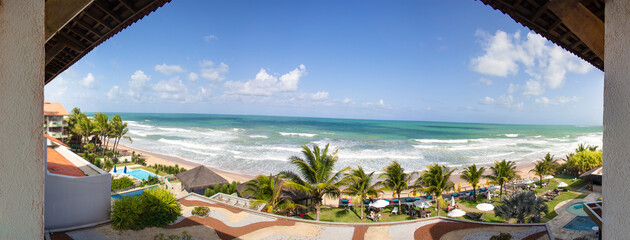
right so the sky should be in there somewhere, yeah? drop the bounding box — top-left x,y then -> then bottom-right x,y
44,0 -> 604,125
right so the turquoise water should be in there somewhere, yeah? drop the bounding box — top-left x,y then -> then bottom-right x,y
101,113 -> 602,175
563,216 -> 597,231
567,203 -> 588,216
127,169 -> 156,181
111,186 -> 157,200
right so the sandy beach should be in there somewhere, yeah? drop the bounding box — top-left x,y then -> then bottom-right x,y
116,143 -> 542,193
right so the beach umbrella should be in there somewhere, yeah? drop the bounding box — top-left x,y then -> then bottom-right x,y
451,196 -> 456,207
413,200 -> 431,209
557,182 -> 569,188
123,166 -> 127,174
113,165 -> 117,173
372,199 -> 389,208
447,209 -> 466,218
487,192 -> 491,201
476,203 -> 495,222
522,179 -> 534,184
544,175 -> 554,180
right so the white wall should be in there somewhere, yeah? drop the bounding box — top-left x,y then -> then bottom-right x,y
0,0 -> 45,238
603,1 -> 630,238
45,172 -> 112,231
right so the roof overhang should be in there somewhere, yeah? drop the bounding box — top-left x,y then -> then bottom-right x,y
479,0 -> 604,71
584,201 -> 603,228
45,0 -> 172,84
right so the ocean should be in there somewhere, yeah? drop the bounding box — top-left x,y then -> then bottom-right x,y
106,113 -> 603,176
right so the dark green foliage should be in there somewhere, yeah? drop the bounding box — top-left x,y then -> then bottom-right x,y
203,182 -> 240,197
111,188 -> 182,230
150,163 -> 184,175
191,206 -> 209,216
494,191 -> 548,223
490,233 -> 512,240
111,177 -> 135,191
142,175 -> 159,186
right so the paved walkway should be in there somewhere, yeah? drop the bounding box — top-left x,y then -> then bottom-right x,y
57,193 -> 553,240
547,190 -> 601,240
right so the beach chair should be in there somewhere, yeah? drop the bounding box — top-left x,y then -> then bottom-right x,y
405,198 -> 413,202
391,207 -> 399,215
393,199 -> 399,204
341,199 -> 349,205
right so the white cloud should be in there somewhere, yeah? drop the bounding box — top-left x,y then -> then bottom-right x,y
310,91 -> 329,100
200,61 -> 229,81
471,30 -> 593,92
188,72 -> 199,81
224,64 -> 306,96
479,78 -> 492,86
342,97 -> 355,104
203,34 -> 218,42
106,86 -> 122,100
154,64 -> 185,75
507,83 -> 519,94
363,99 -> 391,109
80,73 -> 95,87
535,96 -> 579,106
152,77 -> 188,101
128,70 -> 151,99
480,96 -> 495,104
523,80 -> 544,96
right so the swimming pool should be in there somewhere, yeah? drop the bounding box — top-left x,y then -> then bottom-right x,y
563,216 -> 597,231
111,186 -> 157,200
127,169 -> 157,181
567,202 -> 588,216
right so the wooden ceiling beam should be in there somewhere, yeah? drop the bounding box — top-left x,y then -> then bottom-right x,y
548,0 -> 604,60
45,0 -> 93,42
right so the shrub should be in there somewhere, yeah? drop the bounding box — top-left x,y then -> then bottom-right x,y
565,150 -> 602,175
111,188 -> 182,230
111,177 -> 135,191
204,188 -> 215,197
191,206 -> 210,217
490,233 -> 512,240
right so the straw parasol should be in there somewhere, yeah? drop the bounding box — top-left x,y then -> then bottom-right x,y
448,209 -> 466,217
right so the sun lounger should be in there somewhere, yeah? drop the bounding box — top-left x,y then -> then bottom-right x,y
405,198 -> 413,202
341,199 -> 349,205
391,207 -> 399,214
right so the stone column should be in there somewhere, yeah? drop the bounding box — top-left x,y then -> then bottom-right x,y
0,0 -> 45,238
603,1 -> 630,239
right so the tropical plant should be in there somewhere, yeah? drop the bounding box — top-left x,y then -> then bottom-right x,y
530,161 -> 547,186
378,161 -> 414,214
460,164 -> 485,202
66,107 -> 82,136
281,144 -> 349,221
139,188 -> 182,228
191,206 -> 210,217
243,174 -> 300,214
110,114 -> 132,155
103,159 -> 114,172
565,150 -> 602,175
111,176 -> 135,191
415,164 -> 456,216
540,153 -> 558,180
92,112 -> 110,154
72,113 -> 93,149
342,166 -> 382,220
494,191 -> 548,223
485,160 -> 517,198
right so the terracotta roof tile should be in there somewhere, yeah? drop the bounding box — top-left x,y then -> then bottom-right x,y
47,148 -> 85,177
44,102 -> 69,116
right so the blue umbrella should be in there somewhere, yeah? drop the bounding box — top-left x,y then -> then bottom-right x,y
123,166 -> 127,174
113,165 -> 117,173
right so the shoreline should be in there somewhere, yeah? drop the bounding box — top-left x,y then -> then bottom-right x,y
116,144 -> 542,191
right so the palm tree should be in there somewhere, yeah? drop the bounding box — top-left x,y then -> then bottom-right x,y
460,164 -> 485,202
485,160 -> 517,198
93,112 -> 109,155
110,115 -> 132,155
415,164 -> 456,216
494,191 -> 548,223
72,114 -> 94,149
281,144 -> 349,221
243,174 -> 300,214
540,153 -> 558,183
342,166 -> 381,220
530,161 -> 547,186
378,161 -> 414,214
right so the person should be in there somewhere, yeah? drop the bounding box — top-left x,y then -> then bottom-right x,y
376,212 -> 382,221
368,211 -> 375,221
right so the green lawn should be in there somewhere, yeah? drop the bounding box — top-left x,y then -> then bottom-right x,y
542,190 -> 588,220
304,206 -> 438,223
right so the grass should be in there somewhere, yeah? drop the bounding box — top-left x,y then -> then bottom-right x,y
305,206 -> 435,223
542,191 -> 588,221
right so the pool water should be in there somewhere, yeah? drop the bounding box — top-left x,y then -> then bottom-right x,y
127,169 -> 157,181
563,216 -> 597,231
566,203 -> 588,216
111,186 -> 157,200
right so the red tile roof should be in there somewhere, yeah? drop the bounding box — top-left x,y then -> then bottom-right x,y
44,133 -> 69,148
47,148 -> 85,177
44,101 -> 69,116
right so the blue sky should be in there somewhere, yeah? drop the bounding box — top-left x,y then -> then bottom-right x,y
45,1 -> 604,125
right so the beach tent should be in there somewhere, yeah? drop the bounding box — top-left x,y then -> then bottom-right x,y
176,165 -> 229,194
